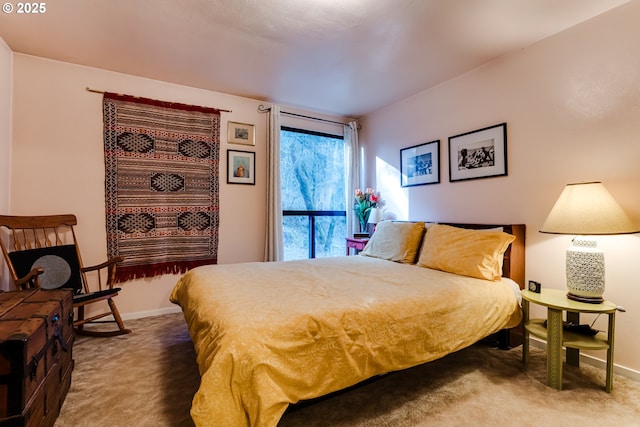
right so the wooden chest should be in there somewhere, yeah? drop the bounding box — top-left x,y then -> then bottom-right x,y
0,289 -> 74,427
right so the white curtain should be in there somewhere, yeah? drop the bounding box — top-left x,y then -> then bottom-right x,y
264,105 -> 284,261
344,121 -> 360,238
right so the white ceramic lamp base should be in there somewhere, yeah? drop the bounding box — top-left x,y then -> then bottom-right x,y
565,237 -> 605,303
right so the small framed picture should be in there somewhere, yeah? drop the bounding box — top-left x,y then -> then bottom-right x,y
227,121 -> 255,146
400,140 -> 440,187
227,149 -> 255,185
448,123 -> 507,182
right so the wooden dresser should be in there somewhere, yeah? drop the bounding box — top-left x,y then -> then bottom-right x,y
0,289 -> 74,427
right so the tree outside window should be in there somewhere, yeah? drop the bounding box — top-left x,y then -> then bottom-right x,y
280,127 -> 346,260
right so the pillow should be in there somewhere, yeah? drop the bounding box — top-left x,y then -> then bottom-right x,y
360,221 -> 425,263
8,244 -> 83,293
416,224 -> 515,281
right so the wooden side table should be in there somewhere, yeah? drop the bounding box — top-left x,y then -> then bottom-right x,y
521,288 -> 618,392
346,237 -> 369,255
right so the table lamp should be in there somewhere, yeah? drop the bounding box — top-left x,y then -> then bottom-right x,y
367,207 -> 383,234
539,182 -> 639,303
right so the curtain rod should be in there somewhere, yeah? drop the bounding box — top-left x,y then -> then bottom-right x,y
86,87 -> 232,113
258,104 -> 349,127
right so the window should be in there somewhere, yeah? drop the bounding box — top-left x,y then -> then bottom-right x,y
280,127 -> 346,260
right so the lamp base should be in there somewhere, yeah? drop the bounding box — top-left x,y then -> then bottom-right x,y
565,236 -> 605,304
567,292 -> 604,304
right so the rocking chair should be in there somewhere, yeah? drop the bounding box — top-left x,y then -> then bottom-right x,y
0,214 -> 131,337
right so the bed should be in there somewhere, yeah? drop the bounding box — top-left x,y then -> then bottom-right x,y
170,222 -> 526,427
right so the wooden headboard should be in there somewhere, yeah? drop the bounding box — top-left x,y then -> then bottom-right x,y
434,222 -> 526,289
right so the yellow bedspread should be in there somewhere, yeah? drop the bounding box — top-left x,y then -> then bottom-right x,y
170,255 -> 522,427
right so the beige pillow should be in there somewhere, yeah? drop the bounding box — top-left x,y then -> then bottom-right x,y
360,221 -> 425,263
417,224 -> 515,281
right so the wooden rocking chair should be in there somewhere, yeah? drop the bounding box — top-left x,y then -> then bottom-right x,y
0,214 -> 131,337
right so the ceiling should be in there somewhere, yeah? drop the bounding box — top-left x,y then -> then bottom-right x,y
0,0 -> 631,117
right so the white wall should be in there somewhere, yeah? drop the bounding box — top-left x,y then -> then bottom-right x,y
360,2 -> 640,373
0,39 -> 11,215
0,38 -> 12,291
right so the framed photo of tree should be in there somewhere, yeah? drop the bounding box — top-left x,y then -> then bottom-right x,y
400,140 -> 440,187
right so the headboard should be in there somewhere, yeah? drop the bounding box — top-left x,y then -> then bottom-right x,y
438,223 -> 526,289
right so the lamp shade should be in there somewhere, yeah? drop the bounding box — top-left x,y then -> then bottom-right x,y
540,182 -> 639,235
367,207 -> 383,224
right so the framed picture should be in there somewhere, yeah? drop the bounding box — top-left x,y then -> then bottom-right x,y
227,121 -> 255,146
400,140 -> 440,187
227,149 -> 255,185
448,123 -> 507,182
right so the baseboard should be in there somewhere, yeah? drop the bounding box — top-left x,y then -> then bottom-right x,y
529,336 -> 640,382
121,305 -> 183,321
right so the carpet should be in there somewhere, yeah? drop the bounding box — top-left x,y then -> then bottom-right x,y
55,313 -> 640,427
103,93 -> 221,282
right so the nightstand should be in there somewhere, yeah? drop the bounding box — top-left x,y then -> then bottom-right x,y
346,237 -> 369,255
521,288 -> 618,392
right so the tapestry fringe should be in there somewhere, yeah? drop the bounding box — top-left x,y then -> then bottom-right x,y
115,259 -> 217,283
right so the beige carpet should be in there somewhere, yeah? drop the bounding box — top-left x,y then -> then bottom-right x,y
55,313 -> 640,427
